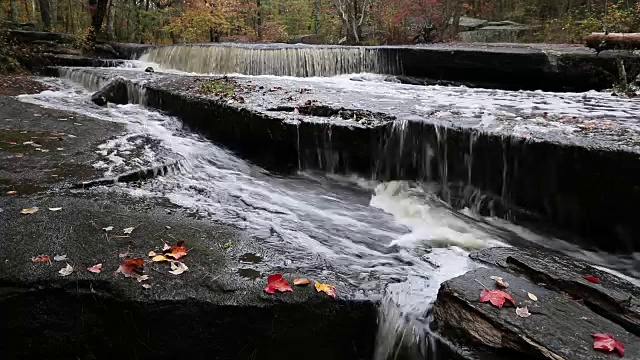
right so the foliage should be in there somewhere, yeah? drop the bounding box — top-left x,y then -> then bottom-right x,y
200,79 -> 236,97
1,0 -> 640,45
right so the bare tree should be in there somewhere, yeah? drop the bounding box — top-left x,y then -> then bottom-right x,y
38,0 -> 51,30
332,0 -> 371,44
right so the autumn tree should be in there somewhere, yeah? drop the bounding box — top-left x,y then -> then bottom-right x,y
332,0 -> 370,44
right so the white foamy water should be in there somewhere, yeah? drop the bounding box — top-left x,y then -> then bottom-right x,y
19,70 -> 640,359
19,76 -> 513,357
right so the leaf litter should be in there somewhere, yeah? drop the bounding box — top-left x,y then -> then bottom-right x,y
53,254 -> 67,262
59,264 -> 74,277
31,254 -> 51,263
115,258 -> 144,278
294,278 -> 311,286
592,333 -> 624,356
20,207 -> 39,215
169,261 -> 188,275
516,306 -> 531,318
264,274 -> 293,294
315,281 -> 336,298
87,263 -> 103,273
479,289 -> 515,309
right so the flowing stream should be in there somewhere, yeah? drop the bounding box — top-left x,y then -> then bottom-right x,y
19,61 -> 640,359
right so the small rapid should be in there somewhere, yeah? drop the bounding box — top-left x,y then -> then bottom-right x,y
19,67 -> 640,359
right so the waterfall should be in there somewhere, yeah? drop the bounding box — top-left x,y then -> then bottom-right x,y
139,44 -> 402,77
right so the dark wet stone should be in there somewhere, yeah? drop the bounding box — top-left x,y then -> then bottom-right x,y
471,247 -> 640,336
432,267 -> 640,360
145,66 -> 155,73
239,253 -> 262,264
90,78 -> 129,106
238,268 -> 262,279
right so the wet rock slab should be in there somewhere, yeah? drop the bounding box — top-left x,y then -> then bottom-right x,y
433,247 -> 640,359
0,193 -> 377,360
54,67 -> 640,254
0,93 -> 377,360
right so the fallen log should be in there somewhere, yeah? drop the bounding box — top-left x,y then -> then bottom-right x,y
586,32 -> 640,51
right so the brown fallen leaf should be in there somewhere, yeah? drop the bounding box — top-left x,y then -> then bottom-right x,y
315,281 -> 336,298
294,278 -> 311,286
6,190 -> 17,195
490,275 -> 509,288
21,207 -> 39,215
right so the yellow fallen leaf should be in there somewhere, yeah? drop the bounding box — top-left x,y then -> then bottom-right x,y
294,278 -> 311,286
21,207 -> 39,215
152,255 -> 170,262
528,292 -> 538,301
314,281 -> 336,298
148,251 -> 157,257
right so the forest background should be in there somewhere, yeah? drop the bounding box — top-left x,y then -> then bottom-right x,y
1,0 -> 639,46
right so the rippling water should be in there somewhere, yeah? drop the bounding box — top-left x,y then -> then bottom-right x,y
19,68 -> 640,359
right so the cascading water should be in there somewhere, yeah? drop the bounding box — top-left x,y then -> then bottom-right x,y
25,64 -> 640,359
139,44 -> 402,77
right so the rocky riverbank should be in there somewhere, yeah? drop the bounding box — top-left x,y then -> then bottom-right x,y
0,79 -> 377,360
433,247 -> 640,359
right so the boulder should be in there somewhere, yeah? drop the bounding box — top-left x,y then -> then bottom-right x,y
433,266 -> 640,359
471,247 -> 640,336
8,29 -> 76,44
288,34 -> 325,45
91,78 -> 130,106
455,16 -> 489,31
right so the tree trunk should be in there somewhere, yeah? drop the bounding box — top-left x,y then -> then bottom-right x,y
586,32 -> 640,51
256,0 -> 263,40
313,0 -> 321,34
23,0 -> 31,21
89,0 -> 109,42
38,0 -> 51,31
105,0 -> 114,40
10,0 -> 19,23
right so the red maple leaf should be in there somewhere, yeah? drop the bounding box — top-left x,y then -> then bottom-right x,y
592,333 -> 624,356
264,274 -> 292,294
585,276 -> 601,284
479,289 -> 515,309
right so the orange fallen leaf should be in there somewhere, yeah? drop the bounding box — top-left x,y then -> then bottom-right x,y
264,274 -> 293,294
31,254 -> 51,263
165,240 -> 188,260
115,258 -> 144,278
294,278 -> 311,286
87,263 -> 103,273
314,281 -> 336,298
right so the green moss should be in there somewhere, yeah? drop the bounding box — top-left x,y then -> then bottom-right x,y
199,79 -> 236,97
